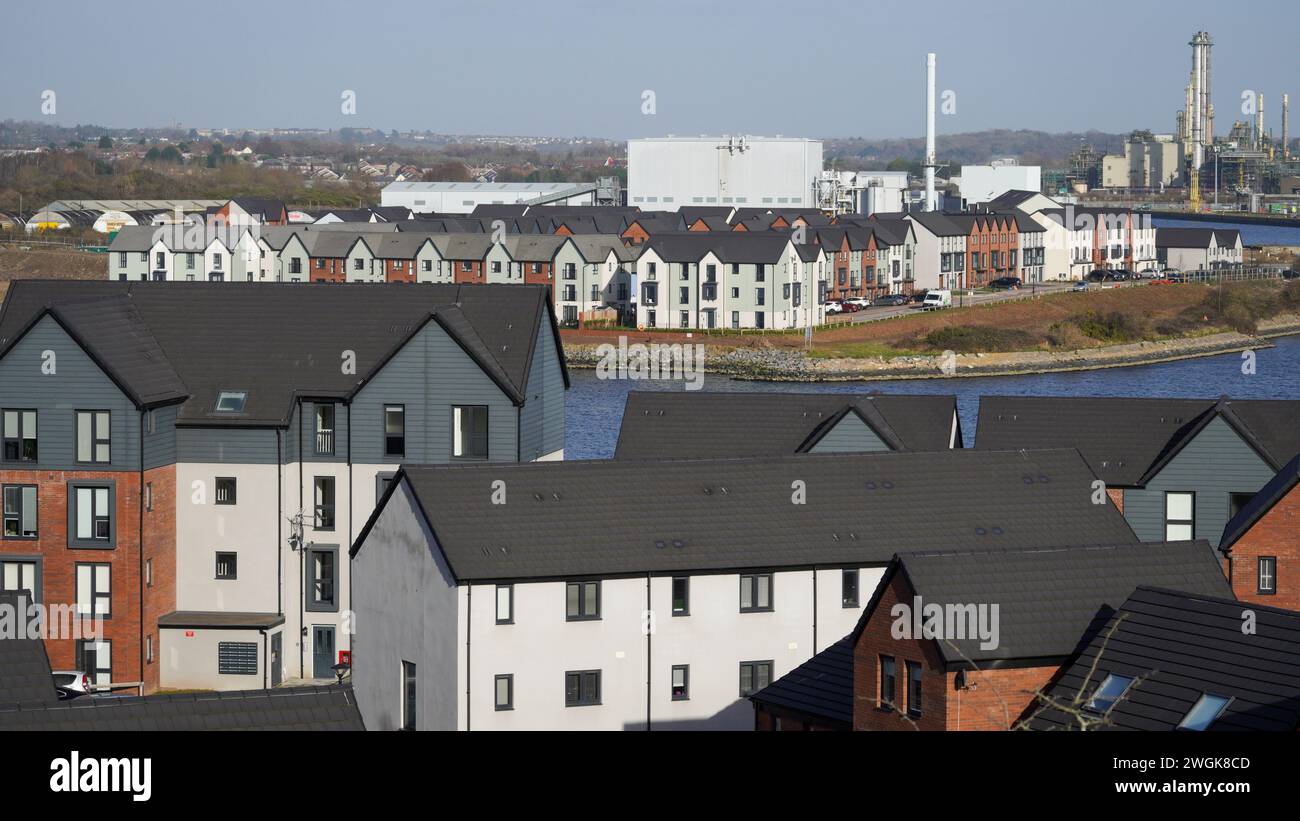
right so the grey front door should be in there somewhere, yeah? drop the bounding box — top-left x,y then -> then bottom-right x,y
312,625 -> 335,679
270,633 -> 282,687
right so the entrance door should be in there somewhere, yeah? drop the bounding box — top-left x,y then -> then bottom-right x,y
312,625 -> 335,679
270,633 -> 282,687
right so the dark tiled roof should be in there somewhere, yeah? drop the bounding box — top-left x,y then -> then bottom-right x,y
750,636 -> 853,727
637,232 -> 792,264
1027,587 -> 1300,731
1219,453 -> 1300,553
0,685 -> 365,731
1155,227 -> 1216,249
877,541 -> 1232,665
974,396 -> 1300,487
613,391 -> 958,458
355,448 -> 1139,581
0,593 -> 58,707
0,281 -> 563,424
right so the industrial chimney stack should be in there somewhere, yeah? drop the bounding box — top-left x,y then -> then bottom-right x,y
924,53 -> 937,211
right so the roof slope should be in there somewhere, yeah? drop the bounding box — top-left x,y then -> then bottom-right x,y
614,391 -> 957,458
0,281 -> 563,424
885,541 -> 1232,665
0,593 -> 59,707
749,636 -> 853,727
358,448 -> 1139,581
0,685 -> 365,731
1027,587 -> 1300,731
975,396 -> 1300,487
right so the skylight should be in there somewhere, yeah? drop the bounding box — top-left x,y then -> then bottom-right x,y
1085,673 -> 1135,714
1177,693 -> 1230,731
215,391 -> 248,413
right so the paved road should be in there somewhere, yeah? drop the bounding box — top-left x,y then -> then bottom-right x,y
832,281 -> 1078,324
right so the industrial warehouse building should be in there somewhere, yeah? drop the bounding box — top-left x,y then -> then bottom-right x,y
380,182 -> 598,214
627,136 -> 823,211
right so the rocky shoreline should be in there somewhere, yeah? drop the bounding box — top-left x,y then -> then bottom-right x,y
564,316 -> 1300,382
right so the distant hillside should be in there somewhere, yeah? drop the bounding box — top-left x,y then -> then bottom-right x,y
824,129 -> 1127,171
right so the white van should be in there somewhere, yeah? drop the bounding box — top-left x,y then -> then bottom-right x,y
922,289 -> 952,310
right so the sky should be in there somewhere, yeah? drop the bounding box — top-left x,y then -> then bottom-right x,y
4,0 -> 1299,140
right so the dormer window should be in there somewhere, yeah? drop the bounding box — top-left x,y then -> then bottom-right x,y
215,391 -> 248,413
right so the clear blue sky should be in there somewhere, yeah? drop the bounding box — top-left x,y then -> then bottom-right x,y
5,0 -> 1298,139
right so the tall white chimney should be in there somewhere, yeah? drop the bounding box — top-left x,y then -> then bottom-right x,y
925,53 -> 937,211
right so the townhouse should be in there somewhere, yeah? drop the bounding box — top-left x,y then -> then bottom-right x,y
896,212 -> 966,292
613,392 -> 962,459
985,193 -> 1158,280
634,233 -> 827,331
975,396 -> 1300,549
107,225 -> 261,283
1218,453 -> 1300,610
1013,213 -> 1047,282
0,281 -> 566,694
551,235 -> 636,325
948,212 -> 1019,289
865,218 -> 916,295
1156,227 -> 1245,271
1028,587 -> 1300,731
348,448 -> 1138,730
751,541 -> 1232,731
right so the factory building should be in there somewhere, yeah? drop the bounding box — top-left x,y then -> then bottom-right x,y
381,182 -> 599,215
627,136 -> 823,211
957,161 -> 1041,207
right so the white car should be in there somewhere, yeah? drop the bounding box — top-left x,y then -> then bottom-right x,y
53,670 -> 93,700
825,300 -> 844,314
844,297 -> 872,308
921,289 -> 952,310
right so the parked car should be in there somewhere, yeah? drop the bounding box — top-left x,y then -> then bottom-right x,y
921,289 -> 952,310
1086,269 -> 1127,283
844,297 -> 872,308
840,300 -> 863,312
1166,271 -> 1187,283
1282,269 -> 1299,280
872,293 -> 910,307
1071,280 -> 1091,292
989,276 -> 1022,290
910,289 -> 930,303
825,300 -> 844,314
53,671 -> 92,700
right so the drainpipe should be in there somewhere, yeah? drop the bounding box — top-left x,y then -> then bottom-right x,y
260,628 -> 268,690
138,410 -> 146,689
298,401 -> 305,679
812,566 -> 818,654
645,574 -> 652,731
465,584 -> 472,731
276,430 -> 282,616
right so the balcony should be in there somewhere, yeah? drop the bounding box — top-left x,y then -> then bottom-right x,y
315,429 -> 335,456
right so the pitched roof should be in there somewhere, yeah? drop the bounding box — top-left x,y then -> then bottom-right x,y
638,232 -> 792,264
1027,587 -> 1300,731
0,685 -> 365,731
353,448 -> 1139,581
974,396 -> 1300,487
868,541 -> 1232,666
749,636 -> 853,727
1219,453 -> 1300,553
0,281 -> 564,424
613,391 -> 958,458
0,593 -> 59,707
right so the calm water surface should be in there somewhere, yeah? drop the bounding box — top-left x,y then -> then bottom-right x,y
565,336 -> 1300,459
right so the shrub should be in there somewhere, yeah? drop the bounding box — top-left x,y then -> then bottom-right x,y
1071,310 -> 1148,343
923,325 -> 1038,353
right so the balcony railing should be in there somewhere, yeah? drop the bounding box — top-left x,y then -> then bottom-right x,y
316,429 -> 335,456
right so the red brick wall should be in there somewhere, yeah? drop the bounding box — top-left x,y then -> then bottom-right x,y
1226,486 -> 1300,611
309,258 -> 346,283
1108,488 -> 1125,513
453,260 -> 484,284
384,259 -> 417,283
0,468 -> 142,687
944,665 -> 1058,730
140,465 -> 176,694
854,573 -> 951,730
622,224 -> 649,245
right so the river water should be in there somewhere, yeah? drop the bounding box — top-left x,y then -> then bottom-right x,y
565,335 -> 1300,458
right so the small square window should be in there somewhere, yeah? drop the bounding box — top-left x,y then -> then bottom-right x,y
566,581 -> 600,620
1258,556 -> 1277,594
842,569 -> 860,608
671,577 -> 689,616
565,670 -> 601,706
496,584 -> 514,624
494,674 -> 514,711
215,391 -> 247,413
671,665 -> 689,701
739,660 -> 772,697
215,477 -> 237,505
740,573 -> 773,612
216,552 -> 237,580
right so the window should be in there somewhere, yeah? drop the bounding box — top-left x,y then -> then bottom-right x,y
452,405 -> 489,460
75,410 -> 111,463
384,405 -> 405,457
186,253 -> 195,270
739,573 -> 773,612
314,477 -> 335,530
146,635 -> 153,664
401,661 -> 417,730
308,547 -> 338,611
1228,492 -> 1255,520
2,486 -> 37,538
217,641 -> 257,675
496,584 -> 514,624
69,483 -> 113,548
354,257 -> 365,271
0,559 -> 38,600
671,665 -> 689,700
565,670 -> 601,706
906,661 -> 923,717
879,655 -> 897,709
215,477 -> 237,505
2,410 -> 37,462
1258,556 -> 1277,594
214,391 -> 247,413
145,559 -> 152,588
1164,492 -> 1195,540
215,552 -> 237,580
495,674 -> 514,710
739,661 -> 773,697
671,577 -> 689,616
842,569 -> 860,608
566,581 -> 600,620
375,472 -> 397,502
315,404 -> 335,456
144,482 -> 152,512
77,639 -> 112,687
76,563 -> 111,618
145,409 -> 156,434
1178,693 -> 1231,731
1085,673 -> 1135,714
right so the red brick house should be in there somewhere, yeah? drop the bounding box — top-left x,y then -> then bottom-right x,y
1219,454 -> 1300,611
